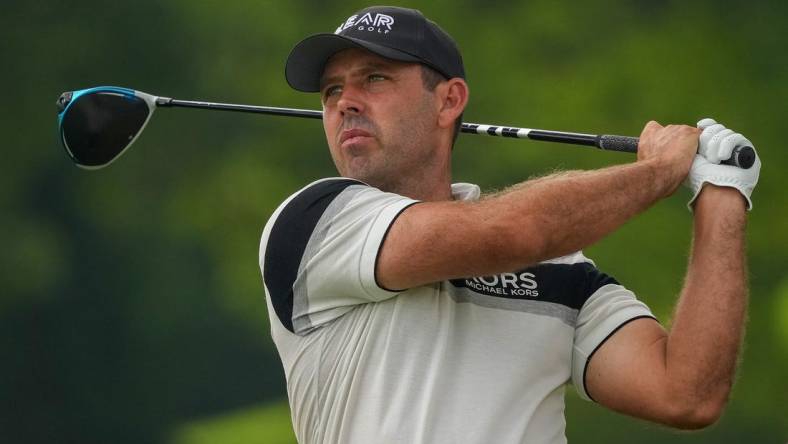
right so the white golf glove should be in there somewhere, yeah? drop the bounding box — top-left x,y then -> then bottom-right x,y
685,118 -> 761,211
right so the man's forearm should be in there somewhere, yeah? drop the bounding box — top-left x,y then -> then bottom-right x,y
485,158 -> 676,265
664,185 -> 748,420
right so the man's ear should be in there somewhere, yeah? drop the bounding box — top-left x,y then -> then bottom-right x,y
437,78 -> 469,129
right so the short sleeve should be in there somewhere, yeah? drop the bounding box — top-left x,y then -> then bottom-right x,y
259,178 -> 418,335
571,282 -> 655,401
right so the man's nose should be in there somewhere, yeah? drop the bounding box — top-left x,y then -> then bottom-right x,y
337,84 -> 365,116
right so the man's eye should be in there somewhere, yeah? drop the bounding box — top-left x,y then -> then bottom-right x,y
323,85 -> 342,99
368,74 -> 386,82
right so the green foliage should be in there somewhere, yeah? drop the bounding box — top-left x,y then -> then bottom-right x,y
170,401 -> 296,444
2,0 -> 786,442
776,280 -> 788,353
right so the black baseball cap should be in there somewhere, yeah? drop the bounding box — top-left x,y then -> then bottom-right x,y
285,6 -> 465,92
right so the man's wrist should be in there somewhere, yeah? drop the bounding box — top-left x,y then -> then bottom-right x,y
640,157 -> 685,199
693,184 -> 747,213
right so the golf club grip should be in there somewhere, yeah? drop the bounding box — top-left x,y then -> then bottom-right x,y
598,135 -> 755,169
597,135 -> 639,153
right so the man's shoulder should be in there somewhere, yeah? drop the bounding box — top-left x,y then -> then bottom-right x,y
265,177 -> 364,222
260,176 -> 417,255
283,177 -> 368,205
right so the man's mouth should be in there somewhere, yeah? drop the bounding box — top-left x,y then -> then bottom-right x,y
340,128 -> 373,147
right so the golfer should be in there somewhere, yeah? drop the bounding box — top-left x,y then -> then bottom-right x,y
259,6 -> 761,443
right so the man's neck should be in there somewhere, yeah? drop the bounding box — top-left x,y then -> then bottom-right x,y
384,156 -> 453,201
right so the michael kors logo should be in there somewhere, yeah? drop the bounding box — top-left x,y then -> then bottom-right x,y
335,12 -> 395,34
455,272 -> 540,298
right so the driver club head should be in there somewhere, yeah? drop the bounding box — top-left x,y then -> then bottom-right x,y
57,86 -> 157,169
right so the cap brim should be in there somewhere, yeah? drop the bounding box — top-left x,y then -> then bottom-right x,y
285,33 -> 422,92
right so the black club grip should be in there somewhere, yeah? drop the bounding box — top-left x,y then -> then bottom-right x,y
597,135 -> 755,169
597,135 -> 639,153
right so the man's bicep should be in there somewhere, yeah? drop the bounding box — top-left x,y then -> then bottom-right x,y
375,200 -> 528,290
571,281 -> 657,399
584,317 -> 677,422
376,201 -> 456,290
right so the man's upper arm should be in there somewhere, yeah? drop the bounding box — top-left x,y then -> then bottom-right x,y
570,281 -> 658,402
375,200 -> 547,290
583,317 -> 681,424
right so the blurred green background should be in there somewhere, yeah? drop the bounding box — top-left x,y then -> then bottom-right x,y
3,0 -> 786,442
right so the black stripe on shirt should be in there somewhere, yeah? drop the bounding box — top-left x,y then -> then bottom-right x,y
449,261 -> 620,310
264,179 -> 364,333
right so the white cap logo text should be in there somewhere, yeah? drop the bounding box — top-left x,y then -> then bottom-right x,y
335,12 -> 394,34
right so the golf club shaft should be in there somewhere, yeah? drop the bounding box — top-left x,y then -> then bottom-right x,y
157,97 -> 634,153
155,97 -> 753,167
159,97 -> 324,119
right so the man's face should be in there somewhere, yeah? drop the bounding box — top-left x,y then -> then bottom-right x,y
320,48 -> 441,191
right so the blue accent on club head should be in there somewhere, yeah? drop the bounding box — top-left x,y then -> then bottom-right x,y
57,86 -> 137,126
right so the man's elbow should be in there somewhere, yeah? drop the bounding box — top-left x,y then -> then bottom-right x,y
662,397 -> 727,430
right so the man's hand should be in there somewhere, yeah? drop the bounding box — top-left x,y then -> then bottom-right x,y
685,118 -> 761,211
636,121 -> 700,197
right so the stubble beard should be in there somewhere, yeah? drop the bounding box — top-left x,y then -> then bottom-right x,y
346,98 -> 439,195
327,87 -> 441,197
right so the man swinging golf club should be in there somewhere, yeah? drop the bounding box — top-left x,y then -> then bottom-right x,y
259,6 -> 761,443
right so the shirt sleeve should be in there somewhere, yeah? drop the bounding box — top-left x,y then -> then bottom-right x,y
571,277 -> 656,401
259,178 -> 418,335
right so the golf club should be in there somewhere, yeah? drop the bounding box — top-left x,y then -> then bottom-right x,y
56,86 -> 756,170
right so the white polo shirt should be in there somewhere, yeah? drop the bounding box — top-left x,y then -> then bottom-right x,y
259,178 -> 654,444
